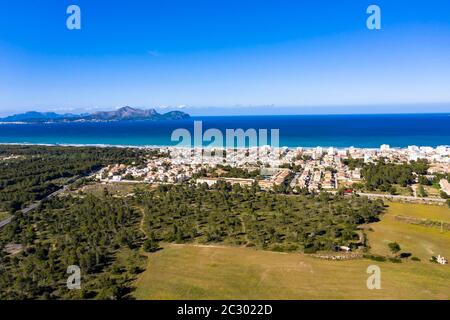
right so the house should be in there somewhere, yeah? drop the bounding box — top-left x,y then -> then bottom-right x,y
196,177 -> 255,187
196,177 -> 219,187
439,179 -> 450,196
111,175 -> 122,182
437,255 -> 448,265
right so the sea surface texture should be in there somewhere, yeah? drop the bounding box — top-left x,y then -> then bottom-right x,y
0,114 -> 449,148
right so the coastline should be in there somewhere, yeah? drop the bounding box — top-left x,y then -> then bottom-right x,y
0,141 -> 448,150
1,113 -> 449,149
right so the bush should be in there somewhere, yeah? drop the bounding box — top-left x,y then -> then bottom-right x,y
411,256 -> 421,261
128,265 -> 144,274
143,239 -> 159,253
388,242 -> 401,254
269,244 -> 299,252
111,265 -> 124,275
388,257 -> 402,263
363,254 -> 387,262
399,252 -> 411,259
304,247 -> 318,254
417,185 -> 428,198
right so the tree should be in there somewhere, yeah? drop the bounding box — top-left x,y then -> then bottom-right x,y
417,185 -> 428,198
389,185 -> 398,195
388,242 -> 401,254
418,175 -> 431,186
143,239 -> 159,253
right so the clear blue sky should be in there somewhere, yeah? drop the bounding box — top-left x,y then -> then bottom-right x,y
1,0 -> 450,115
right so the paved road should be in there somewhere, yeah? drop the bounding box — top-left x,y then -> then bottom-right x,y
355,192 -> 446,203
0,186 -> 69,229
0,217 -> 12,228
290,190 -> 447,204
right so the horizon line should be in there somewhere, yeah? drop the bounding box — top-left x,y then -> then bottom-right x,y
1,102 -> 450,118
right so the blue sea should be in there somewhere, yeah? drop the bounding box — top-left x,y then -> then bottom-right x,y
0,114 -> 449,148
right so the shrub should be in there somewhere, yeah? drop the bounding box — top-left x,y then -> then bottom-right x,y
143,239 -> 159,253
388,257 -> 402,263
399,252 -> 412,259
270,244 -> 299,252
111,265 -> 124,275
388,242 -> 401,254
304,247 -> 318,254
363,254 -> 387,262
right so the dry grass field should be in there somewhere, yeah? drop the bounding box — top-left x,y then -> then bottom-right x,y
133,244 -> 449,300
133,202 -> 450,300
368,202 -> 450,259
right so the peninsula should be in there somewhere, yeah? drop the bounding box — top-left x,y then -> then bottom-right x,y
0,106 -> 190,123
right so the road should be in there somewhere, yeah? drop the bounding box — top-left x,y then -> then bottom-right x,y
0,186 -> 69,229
0,170 -> 98,229
289,190 -> 446,204
0,217 -> 12,228
355,192 -> 446,203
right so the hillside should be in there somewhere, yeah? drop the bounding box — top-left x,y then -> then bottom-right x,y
0,106 -> 190,123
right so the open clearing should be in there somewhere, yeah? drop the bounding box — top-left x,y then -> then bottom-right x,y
133,202 -> 449,300
133,244 -> 449,300
367,202 -> 450,259
70,182 -> 152,197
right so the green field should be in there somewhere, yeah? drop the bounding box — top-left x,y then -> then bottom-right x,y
133,202 -> 450,300
71,182 -> 152,197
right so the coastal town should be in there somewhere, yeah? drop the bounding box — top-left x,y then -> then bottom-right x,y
96,144 -> 450,201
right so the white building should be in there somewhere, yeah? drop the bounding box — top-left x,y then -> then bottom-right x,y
437,255 -> 448,265
440,179 -> 450,196
380,144 -> 390,152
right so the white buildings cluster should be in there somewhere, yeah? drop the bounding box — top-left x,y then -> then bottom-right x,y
440,179 -> 450,196
95,145 -> 450,194
97,159 -> 202,184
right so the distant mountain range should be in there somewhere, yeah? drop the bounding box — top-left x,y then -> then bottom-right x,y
0,107 -> 190,123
